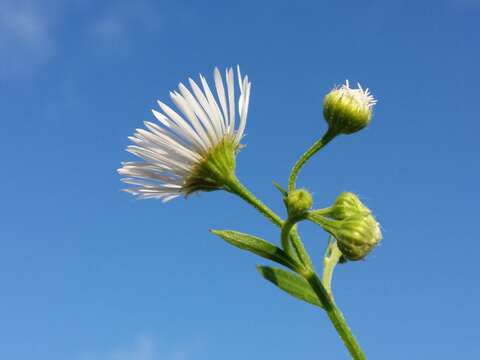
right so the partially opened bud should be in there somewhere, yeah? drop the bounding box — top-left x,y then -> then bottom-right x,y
334,214 -> 382,261
327,192 -> 370,220
285,188 -> 313,218
323,81 -> 377,135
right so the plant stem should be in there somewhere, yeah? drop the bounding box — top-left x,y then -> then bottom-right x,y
322,239 -> 342,295
288,129 -> 337,192
304,271 -> 367,360
282,218 -> 314,270
226,176 -> 365,358
225,176 -> 283,227
281,218 -> 296,255
226,176 -> 313,269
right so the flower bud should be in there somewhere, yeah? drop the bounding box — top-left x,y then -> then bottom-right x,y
327,192 -> 370,220
285,189 -> 313,218
323,81 -> 377,135
333,214 -> 382,261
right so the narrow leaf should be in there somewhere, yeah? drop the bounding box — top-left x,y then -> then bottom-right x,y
257,266 -> 323,308
211,229 -> 297,270
272,181 -> 288,196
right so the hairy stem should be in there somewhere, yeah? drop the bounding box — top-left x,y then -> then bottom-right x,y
282,218 -> 314,270
227,176 -> 366,359
281,218 -> 296,255
288,129 -> 337,192
322,239 -> 342,295
303,271 -> 367,360
226,177 -> 313,269
225,176 -> 283,227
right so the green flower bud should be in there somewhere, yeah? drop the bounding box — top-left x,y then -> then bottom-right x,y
308,192 -> 381,261
285,189 -> 313,218
323,81 -> 377,135
327,192 -> 370,220
333,214 -> 382,261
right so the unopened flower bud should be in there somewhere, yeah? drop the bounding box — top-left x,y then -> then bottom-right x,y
285,189 -> 313,218
334,214 -> 382,261
327,192 -> 370,220
323,80 -> 377,135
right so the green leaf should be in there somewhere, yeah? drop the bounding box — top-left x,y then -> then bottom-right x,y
257,266 -> 323,308
211,229 -> 297,270
272,181 -> 288,196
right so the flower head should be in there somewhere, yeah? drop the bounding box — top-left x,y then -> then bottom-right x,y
318,213 -> 382,261
323,80 -> 377,135
284,188 -> 313,218
118,66 -> 251,201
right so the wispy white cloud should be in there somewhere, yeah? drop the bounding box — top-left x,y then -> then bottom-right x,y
0,0 -> 163,78
87,1 -> 162,52
0,0 -> 54,76
77,334 -> 202,360
0,1 -> 50,49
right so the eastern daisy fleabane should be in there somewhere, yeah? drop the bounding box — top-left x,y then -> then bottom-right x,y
118,66 -> 251,201
323,80 -> 377,135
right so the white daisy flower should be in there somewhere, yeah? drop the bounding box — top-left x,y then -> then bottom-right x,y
118,66 -> 251,201
323,80 -> 377,135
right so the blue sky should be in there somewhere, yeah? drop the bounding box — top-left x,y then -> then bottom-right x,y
1,0 -> 479,359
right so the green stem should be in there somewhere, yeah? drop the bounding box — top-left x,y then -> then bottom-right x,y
288,129 -> 337,192
282,219 -> 314,271
226,176 -> 313,269
322,239 -> 342,295
281,218 -> 296,255
226,176 -> 365,358
303,271 -> 367,360
225,176 -> 283,227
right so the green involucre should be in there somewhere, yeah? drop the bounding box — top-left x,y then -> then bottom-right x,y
184,135 -> 239,195
326,192 -> 371,220
284,188 -> 313,218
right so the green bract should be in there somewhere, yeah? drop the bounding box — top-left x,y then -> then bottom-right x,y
184,135 -> 239,195
327,192 -> 371,220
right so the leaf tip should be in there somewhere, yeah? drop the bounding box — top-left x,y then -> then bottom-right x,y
272,181 -> 288,196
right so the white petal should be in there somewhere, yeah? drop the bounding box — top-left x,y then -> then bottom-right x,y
226,68 -> 235,133
236,78 -> 250,141
200,74 -> 226,136
170,91 -> 211,150
178,82 -> 217,147
157,101 -> 205,151
188,78 -> 222,143
214,67 -> 229,131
